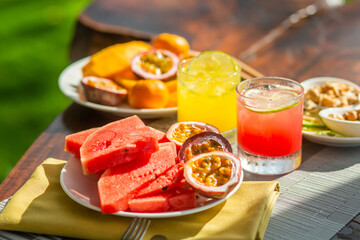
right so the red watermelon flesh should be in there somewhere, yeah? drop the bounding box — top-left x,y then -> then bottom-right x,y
128,195 -> 170,212
64,125 -> 166,159
98,142 -> 177,214
136,162 -> 184,198
64,128 -> 98,157
168,188 -> 197,211
80,116 -> 159,175
128,189 -> 196,213
148,127 -> 168,143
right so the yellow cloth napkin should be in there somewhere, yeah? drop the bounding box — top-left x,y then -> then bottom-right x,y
0,158 -> 280,240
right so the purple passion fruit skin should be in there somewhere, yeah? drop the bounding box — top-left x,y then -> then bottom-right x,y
184,151 -> 241,199
179,132 -> 232,162
166,121 -> 220,148
131,49 -> 179,80
81,76 -> 127,106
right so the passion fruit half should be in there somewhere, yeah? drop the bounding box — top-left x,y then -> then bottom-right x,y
166,121 -> 220,149
179,132 -> 232,162
184,151 -> 241,199
81,76 -> 127,106
131,49 -> 179,80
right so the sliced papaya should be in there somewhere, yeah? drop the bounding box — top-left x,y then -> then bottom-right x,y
84,41 -> 152,79
113,77 -> 138,91
112,66 -> 140,80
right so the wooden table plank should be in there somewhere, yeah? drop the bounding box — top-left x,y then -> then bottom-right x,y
246,0 -> 360,85
71,0 -> 314,60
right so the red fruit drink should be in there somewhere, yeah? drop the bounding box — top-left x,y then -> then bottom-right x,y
236,77 -> 304,175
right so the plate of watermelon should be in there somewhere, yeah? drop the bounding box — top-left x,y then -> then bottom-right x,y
58,57 -> 177,119
60,157 -> 243,218
60,116 -> 243,218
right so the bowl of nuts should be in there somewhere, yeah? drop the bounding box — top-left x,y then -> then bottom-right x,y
301,77 -> 360,144
319,106 -> 360,137
302,77 -> 360,114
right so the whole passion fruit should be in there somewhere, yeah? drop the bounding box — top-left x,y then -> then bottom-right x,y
179,132 -> 232,162
184,151 -> 241,199
131,49 -> 179,80
81,76 -> 127,106
166,121 -> 220,149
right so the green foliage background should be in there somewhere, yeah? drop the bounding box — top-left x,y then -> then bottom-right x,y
0,0 -> 91,182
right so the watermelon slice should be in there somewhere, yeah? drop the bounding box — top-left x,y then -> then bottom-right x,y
168,188 -> 196,211
80,116 -> 159,175
64,128 -> 98,157
148,127 -> 168,143
128,194 -> 170,212
128,189 -> 196,213
64,125 -> 166,159
98,142 -> 177,214
136,162 -> 184,198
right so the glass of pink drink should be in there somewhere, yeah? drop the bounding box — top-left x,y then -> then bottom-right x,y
236,77 -> 304,175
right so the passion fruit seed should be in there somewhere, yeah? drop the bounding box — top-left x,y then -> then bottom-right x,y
184,151 -> 241,199
179,132 -> 232,162
81,76 -> 127,106
87,78 -> 123,90
172,123 -> 205,143
185,139 -> 222,161
131,49 -> 179,80
140,50 -> 173,75
191,155 -> 232,187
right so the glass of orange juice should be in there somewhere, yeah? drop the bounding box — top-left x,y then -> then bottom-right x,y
177,51 -> 241,142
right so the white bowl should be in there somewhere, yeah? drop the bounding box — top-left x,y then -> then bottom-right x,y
301,76 -> 360,94
301,77 -> 360,110
319,105 -> 360,137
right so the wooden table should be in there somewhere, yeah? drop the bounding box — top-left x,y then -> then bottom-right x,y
1,0 -> 360,239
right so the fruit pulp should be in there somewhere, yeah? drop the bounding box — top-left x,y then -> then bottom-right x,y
237,84 -> 303,157
177,53 -> 240,133
191,154 -> 232,187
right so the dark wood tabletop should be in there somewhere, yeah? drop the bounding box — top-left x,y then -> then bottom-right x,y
1,0 -> 360,239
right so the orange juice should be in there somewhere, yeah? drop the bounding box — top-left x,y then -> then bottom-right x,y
177,51 -> 241,134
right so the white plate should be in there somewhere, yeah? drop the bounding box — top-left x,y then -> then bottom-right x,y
301,76 -> 360,92
58,57 -> 177,119
303,132 -> 360,147
60,157 -> 243,218
301,77 -> 360,147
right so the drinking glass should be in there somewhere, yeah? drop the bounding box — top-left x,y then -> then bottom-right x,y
236,77 -> 304,175
177,57 -> 241,141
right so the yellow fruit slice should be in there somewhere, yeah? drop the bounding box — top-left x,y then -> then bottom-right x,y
113,78 -> 138,91
242,87 -> 300,113
85,41 -> 152,79
303,112 -> 325,128
187,51 -> 239,77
